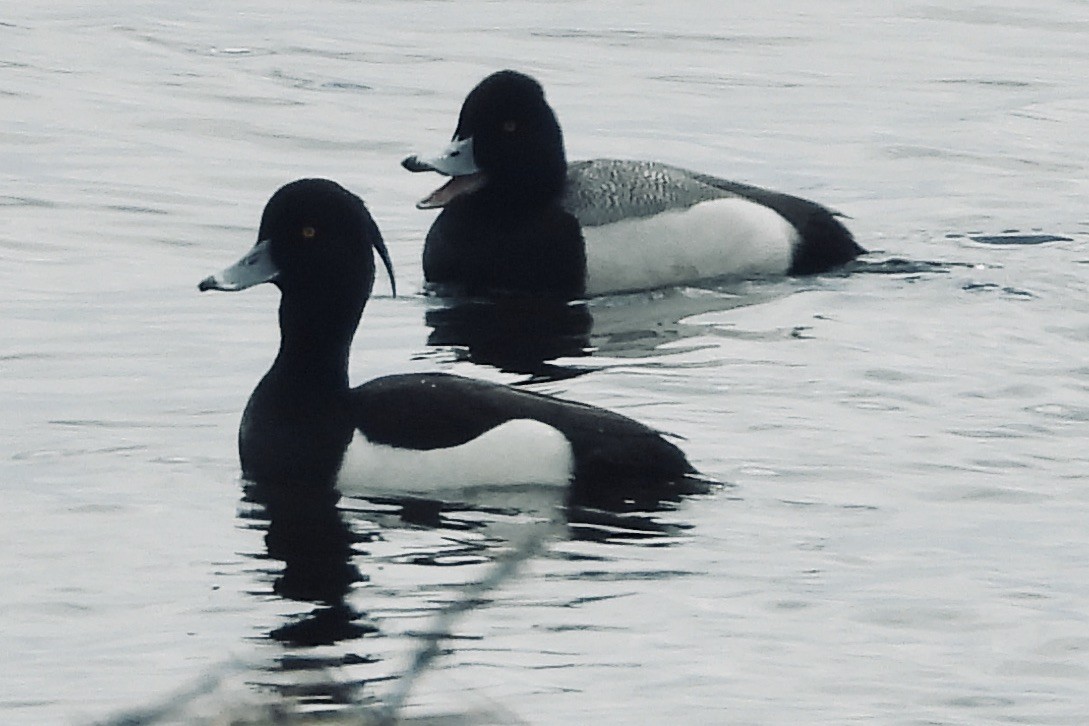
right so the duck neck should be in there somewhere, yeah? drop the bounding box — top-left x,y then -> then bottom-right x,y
473,170 -> 565,216
270,291 -> 364,391
485,134 -> 568,210
516,155 -> 567,207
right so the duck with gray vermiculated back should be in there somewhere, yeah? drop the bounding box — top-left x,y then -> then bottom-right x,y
403,70 -> 865,299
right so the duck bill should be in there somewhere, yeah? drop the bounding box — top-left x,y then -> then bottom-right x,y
198,238 -> 280,292
403,136 -> 480,176
402,136 -> 487,208
414,173 -> 487,209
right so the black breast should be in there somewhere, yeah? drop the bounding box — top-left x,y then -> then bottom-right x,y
239,374 -> 354,488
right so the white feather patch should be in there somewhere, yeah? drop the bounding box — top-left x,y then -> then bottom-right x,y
582,197 -> 798,295
335,418 -> 575,499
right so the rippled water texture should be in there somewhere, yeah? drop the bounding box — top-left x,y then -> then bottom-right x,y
3,2 -> 1089,724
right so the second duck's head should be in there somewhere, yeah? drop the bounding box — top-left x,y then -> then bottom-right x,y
403,70 -> 568,209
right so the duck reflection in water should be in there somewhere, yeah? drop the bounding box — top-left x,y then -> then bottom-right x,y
424,283 -> 783,382
239,479 -> 375,646
425,295 -> 594,380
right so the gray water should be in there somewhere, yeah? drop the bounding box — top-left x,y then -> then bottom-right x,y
4,1 -> 1089,723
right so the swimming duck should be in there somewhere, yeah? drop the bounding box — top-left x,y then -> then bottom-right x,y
200,179 -> 707,507
404,69 -> 864,298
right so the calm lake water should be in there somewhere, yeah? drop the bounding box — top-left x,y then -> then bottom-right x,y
4,1 -> 1089,724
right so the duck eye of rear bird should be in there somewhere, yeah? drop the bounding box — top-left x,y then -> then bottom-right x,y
502,120 -> 517,133
301,226 -> 316,239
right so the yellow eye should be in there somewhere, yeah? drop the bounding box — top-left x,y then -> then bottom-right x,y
301,226 -> 316,239
502,120 -> 517,133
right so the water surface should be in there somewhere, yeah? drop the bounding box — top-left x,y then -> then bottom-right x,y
3,2 -> 1089,723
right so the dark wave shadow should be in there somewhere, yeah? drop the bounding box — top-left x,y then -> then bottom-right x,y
959,232 -> 1072,246
848,257 -> 977,275
854,229 -> 1074,277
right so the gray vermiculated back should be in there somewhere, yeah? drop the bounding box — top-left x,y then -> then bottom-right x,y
562,159 -> 734,227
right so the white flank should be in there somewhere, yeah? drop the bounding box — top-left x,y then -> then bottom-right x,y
335,418 -> 575,499
582,197 -> 798,295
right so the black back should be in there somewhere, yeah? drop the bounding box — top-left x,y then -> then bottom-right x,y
350,372 -> 702,508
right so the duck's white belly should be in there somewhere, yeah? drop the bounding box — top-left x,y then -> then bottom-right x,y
335,418 -> 574,499
582,197 -> 798,295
